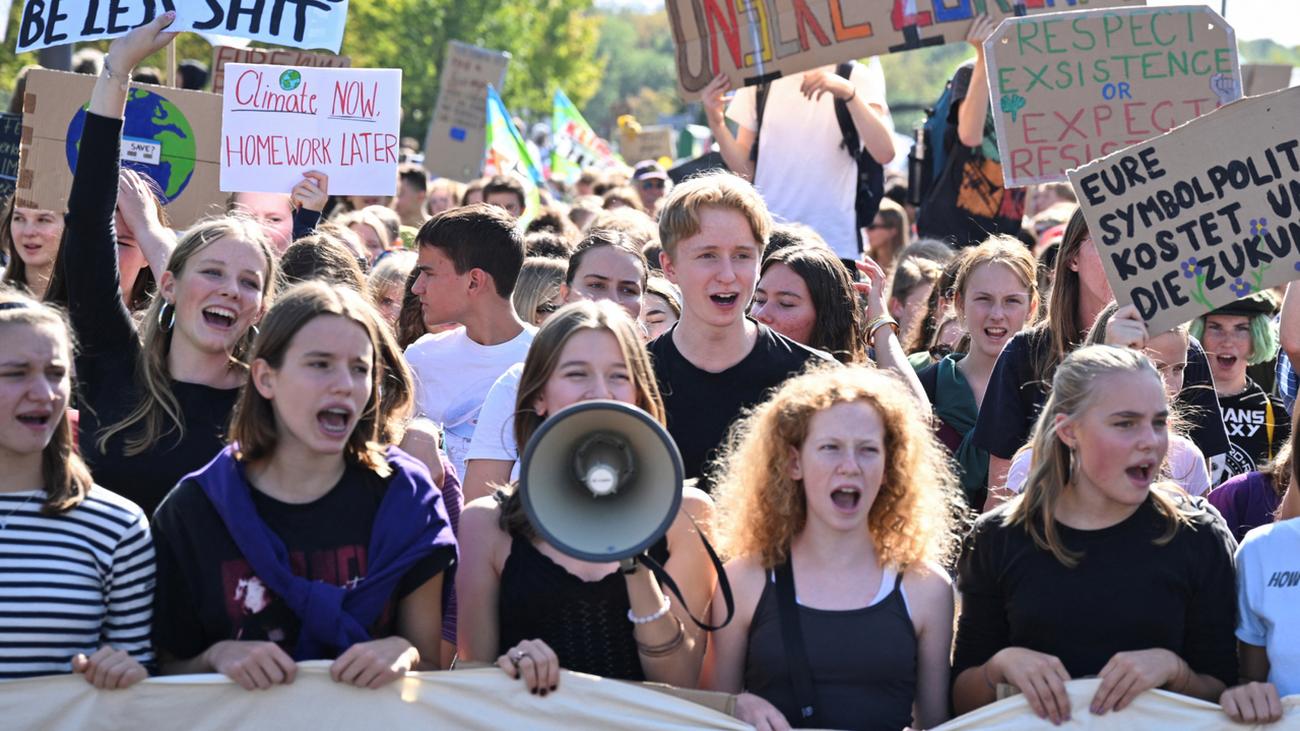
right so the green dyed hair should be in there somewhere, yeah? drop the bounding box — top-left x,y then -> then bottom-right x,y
1189,312 -> 1278,367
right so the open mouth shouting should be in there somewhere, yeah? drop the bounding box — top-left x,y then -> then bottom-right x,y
709,292 -> 740,310
15,410 -> 54,432
201,306 -> 239,331
1214,353 -> 1239,370
830,486 -> 862,513
1125,460 -> 1156,488
316,405 -> 354,439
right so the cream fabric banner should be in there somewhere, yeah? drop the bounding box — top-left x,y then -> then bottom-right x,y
0,663 -> 749,731
937,678 -> 1300,730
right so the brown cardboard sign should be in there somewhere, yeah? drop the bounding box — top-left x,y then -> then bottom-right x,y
1242,64 -> 1293,96
985,5 -> 1239,188
667,0 -> 1145,99
1066,85 -> 1300,336
211,46 -> 352,94
17,70 -> 223,228
620,126 -> 676,165
423,41 -> 510,183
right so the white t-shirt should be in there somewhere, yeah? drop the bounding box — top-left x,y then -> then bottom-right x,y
465,362 -> 523,482
404,325 -> 534,480
1236,518 -> 1300,696
726,58 -> 891,260
1005,434 -> 1211,496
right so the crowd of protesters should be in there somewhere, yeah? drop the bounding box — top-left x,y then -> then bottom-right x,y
1,13 -> 1298,731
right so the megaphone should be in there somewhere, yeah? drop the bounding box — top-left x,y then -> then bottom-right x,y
520,400 -> 684,563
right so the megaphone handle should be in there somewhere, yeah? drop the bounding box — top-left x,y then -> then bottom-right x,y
637,518 -> 735,632
618,557 -> 638,575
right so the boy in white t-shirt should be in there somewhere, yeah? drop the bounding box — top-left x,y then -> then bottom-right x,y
406,204 -> 534,480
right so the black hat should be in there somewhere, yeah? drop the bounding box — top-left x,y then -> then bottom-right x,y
1206,290 -> 1278,319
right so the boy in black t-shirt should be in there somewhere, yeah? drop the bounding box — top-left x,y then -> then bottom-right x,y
650,173 -> 830,486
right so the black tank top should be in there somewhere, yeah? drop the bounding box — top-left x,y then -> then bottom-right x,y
744,565 -> 918,731
497,534 -> 670,681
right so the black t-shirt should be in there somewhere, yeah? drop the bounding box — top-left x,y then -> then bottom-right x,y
953,494 -> 1239,687
648,321 -> 831,486
63,111 -> 237,517
972,330 -> 1231,474
152,464 -> 450,661
1219,378 -> 1290,476
915,63 -> 1025,247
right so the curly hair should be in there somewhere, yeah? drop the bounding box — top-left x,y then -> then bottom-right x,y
711,365 -> 967,570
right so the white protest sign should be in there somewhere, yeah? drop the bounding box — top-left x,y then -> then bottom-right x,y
1067,85 -> 1300,336
0,0 -> 13,43
16,0 -> 349,53
220,64 -> 401,196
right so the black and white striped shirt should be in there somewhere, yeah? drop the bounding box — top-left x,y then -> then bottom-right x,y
0,486 -> 154,679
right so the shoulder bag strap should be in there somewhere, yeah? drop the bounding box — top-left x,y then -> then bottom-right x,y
774,559 -> 819,725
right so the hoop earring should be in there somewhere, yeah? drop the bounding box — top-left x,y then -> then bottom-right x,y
158,302 -> 175,331
248,324 -> 260,341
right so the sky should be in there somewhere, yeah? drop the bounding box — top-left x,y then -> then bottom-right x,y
594,1 -> 1298,49
1148,0 -> 1300,48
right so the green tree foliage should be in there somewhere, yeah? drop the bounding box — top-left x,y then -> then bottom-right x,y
583,9 -> 685,136
0,0 -> 602,140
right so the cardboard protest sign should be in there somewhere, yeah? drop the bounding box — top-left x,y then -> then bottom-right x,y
667,0 -> 1144,99
211,46 -> 351,94
1066,85 -> 1300,336
220,64 -> 401,197
16,69 -> 221,227
985,5 -> 1239,188
551,89 -> 618,185
16,0 -> 349,54
424,41 -> 510,182
620,126 -> 675,165
1242,64 -> 1294,96
0,114 -> 20,201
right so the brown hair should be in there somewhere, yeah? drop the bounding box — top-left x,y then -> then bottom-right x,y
565,229 -> 648,289
497,300 -> 664,538
0,289 -> 94,514
760,244 -> 865,364
228,282 -> 392,475
416,204 -> 524,298
1033,207 -> 1093,384
657,172 -> 771,260
712,365 -> 967,569
952,235 -> 1041,326
279,231 -> 368,293
97,216 -> 277,456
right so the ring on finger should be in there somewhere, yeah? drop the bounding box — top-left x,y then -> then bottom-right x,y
509,650 -> 531,669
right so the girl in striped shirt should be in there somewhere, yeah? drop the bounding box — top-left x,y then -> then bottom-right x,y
0,290 -> 154,686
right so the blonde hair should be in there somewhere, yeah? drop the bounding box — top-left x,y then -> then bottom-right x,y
953,235 -> 1041,322
97,216 -> 276,456
1005,345 -> 1199,567
0,289 -> 93,514
367,250 -> 416,305
657,172 -> 771,259
712,365 -> 967,570
511,256 -> 567,325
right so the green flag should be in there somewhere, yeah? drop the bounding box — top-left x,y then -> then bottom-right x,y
550,89 -> 617,185
484,85 -> 545,219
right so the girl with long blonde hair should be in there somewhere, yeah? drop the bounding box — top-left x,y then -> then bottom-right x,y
64,19 -> 278,516
953,345 -> 1237,724
705,366 -> 965,730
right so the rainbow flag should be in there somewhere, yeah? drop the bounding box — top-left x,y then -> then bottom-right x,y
550,89 -> 618,185
484,85 -> 544,220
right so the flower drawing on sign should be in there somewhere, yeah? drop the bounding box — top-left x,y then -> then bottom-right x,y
1250,217 -> 1268,237
1183,257 -> 1213,310
1230,278 -> 1253,297
1000,93 -> 1027,123
1181,256 -> 1202,279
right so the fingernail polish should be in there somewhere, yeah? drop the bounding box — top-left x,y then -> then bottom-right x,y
540,689 -> 548,697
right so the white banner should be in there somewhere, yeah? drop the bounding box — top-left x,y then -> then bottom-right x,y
220,63 -> 401,196
0,664 -> 749,731
15,0 -> 350,54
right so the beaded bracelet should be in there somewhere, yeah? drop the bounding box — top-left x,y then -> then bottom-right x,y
627,595 -> 671,625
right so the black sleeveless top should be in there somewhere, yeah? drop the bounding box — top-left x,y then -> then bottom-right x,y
498,534 -> 671,681
744,565 -> 918,731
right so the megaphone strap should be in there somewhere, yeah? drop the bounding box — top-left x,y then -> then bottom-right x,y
635,514 -> 735,633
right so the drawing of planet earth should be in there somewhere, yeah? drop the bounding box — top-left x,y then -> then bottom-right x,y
66,88 -> 196,204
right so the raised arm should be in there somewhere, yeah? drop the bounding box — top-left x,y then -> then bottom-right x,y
702,74 -> 756,180
956,16 -> 996,149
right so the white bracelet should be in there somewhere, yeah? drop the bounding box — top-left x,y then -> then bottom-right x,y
627,595 -> 671,625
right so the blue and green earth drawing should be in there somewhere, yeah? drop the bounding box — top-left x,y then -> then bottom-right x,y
65,88 -> 196,204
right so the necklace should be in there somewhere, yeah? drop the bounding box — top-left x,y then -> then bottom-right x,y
0,492 -> 38,531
